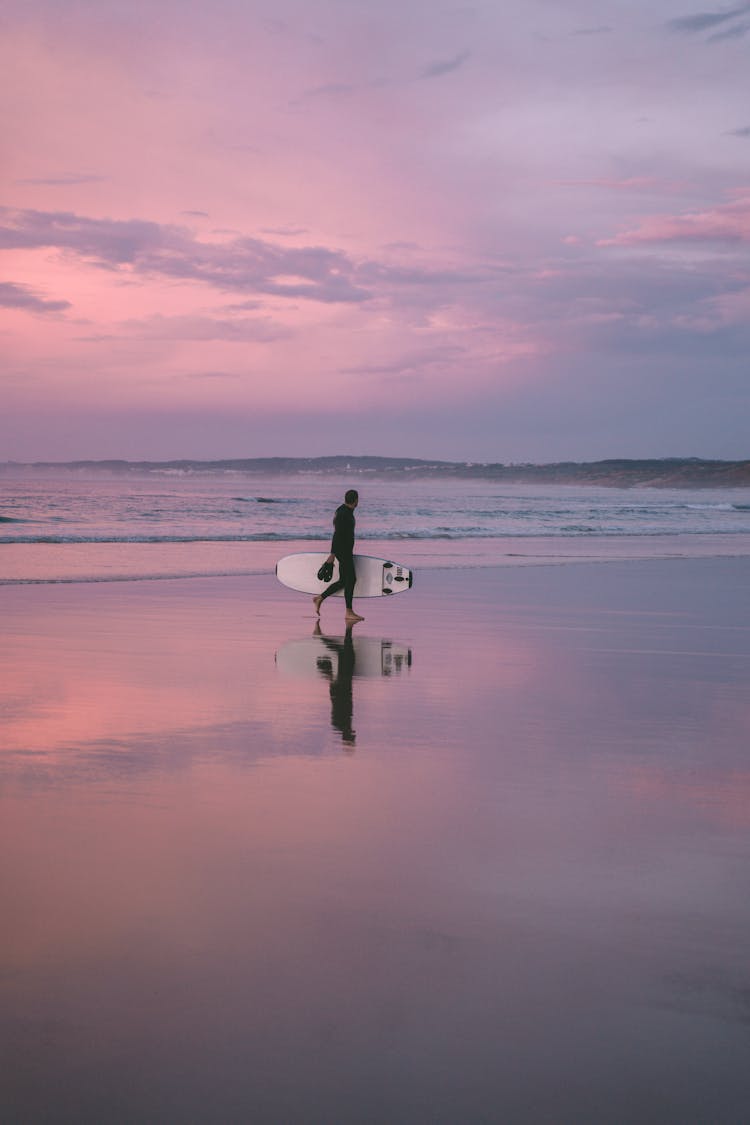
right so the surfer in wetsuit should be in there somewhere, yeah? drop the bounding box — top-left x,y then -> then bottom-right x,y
313,489 -> 364,624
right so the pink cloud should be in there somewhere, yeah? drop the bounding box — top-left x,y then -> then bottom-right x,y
558,177 -> 689,194
600,191 -> 750,247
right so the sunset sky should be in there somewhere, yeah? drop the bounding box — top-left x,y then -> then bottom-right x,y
2,0 -> 749,462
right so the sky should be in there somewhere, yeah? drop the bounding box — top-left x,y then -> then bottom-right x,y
1,0 -> 749,462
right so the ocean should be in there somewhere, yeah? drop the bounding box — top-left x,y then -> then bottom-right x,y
2,466 -> 750,584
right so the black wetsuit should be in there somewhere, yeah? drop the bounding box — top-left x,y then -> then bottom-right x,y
319,503 -> 356,609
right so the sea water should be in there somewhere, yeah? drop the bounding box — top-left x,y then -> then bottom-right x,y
1,467 -> 749,584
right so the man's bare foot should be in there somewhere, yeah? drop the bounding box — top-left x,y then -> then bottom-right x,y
313,595 -> 323,616
345,610 -> 364,624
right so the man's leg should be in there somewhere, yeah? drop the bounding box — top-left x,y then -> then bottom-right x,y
339,555 -> 356,609
314,555 -> 363,621
340,555 -> 364,622
313,557 -> 347,614
313,575 -> 342,614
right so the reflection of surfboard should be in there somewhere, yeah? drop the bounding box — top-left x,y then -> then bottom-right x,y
275,636 -> 412,679
276,553 -> 413,598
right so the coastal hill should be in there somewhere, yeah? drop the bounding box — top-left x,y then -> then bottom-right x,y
3,456 -> 749,487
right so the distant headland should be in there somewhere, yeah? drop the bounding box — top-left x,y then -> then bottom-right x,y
2,456 -> 749,488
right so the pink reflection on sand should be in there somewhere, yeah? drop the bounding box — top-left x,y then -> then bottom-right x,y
618,766 -> 750,830
0,581 -> 309,758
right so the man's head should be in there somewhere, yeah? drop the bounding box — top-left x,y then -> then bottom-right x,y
345,489 -> 359,508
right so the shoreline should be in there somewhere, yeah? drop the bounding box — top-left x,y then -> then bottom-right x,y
2,532 -> 750,586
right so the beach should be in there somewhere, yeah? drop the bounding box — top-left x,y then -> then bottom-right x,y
2,557 -> 749,1122
5,0 -> 750,1110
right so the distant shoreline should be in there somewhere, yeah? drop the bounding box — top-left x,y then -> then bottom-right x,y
2,456 -> 749,488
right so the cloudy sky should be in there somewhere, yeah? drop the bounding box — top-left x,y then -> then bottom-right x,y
2,0 -> 749,461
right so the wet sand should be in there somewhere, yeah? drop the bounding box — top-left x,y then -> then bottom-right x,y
1,559 -> 750,1122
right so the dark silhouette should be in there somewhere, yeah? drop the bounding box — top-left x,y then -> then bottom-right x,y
313,489 -> 364,624
315,623 -> 356,748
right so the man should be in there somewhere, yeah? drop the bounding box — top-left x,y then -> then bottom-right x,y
313,489 -> 364,624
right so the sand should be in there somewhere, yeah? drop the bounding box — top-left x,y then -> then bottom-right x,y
1,559 -> 750,1121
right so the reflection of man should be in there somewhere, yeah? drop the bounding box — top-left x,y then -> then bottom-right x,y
315,623 -> 356,748
313,489 -> 364,625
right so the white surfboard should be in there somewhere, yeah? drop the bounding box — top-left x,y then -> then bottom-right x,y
275,635 -> 412,679
275,553 -> 413,599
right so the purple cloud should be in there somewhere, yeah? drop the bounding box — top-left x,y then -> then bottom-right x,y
0,280 -> 71,314
0,208 -> 499,313
666,4 -> 750,34
0,208 -> 372,303
419,50 -> 471,79
117,314 -> 291,342
260,226 -> 309,237
182,370 -> 244,380
16,173 -> 106,186
708,20 -> 750,39
571,26 -> 613,37
339,344 -> 467,379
